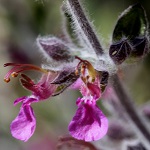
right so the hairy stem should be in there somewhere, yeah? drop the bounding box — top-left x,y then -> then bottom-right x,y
112,74 -> 150,145
68,0 -> 104,55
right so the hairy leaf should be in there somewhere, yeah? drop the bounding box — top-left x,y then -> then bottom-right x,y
109,39 -> 132,64
131,36 -> 149,57
110,4 -> 149,64
113,3 -> 148,41
37,36 -> 74,62
51,69 -> 79,96
51,69 -> 79,85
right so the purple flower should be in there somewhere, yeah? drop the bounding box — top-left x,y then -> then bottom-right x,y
4,36 -> 109,142
11,104 -> 36,142
4,63 -> 58,141
69,63 -> 108,141
69,97 -> 108,141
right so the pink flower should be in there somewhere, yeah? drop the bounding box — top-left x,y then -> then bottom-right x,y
4,63 -> 58,141
69,97 -> 108,141
69,61 -> 108,141
4,57 -> 108,142
11,104 -> 36,142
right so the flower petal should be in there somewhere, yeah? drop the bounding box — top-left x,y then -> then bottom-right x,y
10,105 -> 36,142
69,102 -> 108,141
32,72 -> 57,100
14,96 -> 27,105
87,82 -> 101,99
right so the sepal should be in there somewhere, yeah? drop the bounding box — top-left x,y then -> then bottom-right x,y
37,36 -> 74,63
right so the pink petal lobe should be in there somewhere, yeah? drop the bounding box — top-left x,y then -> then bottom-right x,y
32,72 -> 57,100
10,105 -> 36,142
87,82 -> 101,99
69,102 -> 108,141
14,96 -> 27,105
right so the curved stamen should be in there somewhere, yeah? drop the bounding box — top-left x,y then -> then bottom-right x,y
4,66 -> 19,82
4,63 -> 21,67
4,63 -> 47,83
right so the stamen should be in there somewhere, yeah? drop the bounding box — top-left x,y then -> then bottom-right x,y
4,63 -> 47,82
4,78 -> 10,83
4,63 -> 21,67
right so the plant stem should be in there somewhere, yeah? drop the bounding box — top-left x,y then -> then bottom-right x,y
68,0 -> 104,56
112,74 -> 150,145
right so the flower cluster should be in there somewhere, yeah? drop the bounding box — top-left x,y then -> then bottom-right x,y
4,36 -> 108,142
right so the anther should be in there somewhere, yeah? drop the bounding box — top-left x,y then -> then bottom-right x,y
11,72 -> 18,78
4,78 -> 10,83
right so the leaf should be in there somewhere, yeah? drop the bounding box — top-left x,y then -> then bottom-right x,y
51,69 -> 79,85
131,36 -> 149,58
51,69 -> 79,96
112,3 -> 148,41
52,84 -> 68,96
109,39 -> 132,64
52,82 -> 75,96
37,36 -> 74,63
110,4 -> 149,64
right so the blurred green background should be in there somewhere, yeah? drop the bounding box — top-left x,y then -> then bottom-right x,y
0,0 -> 150,149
